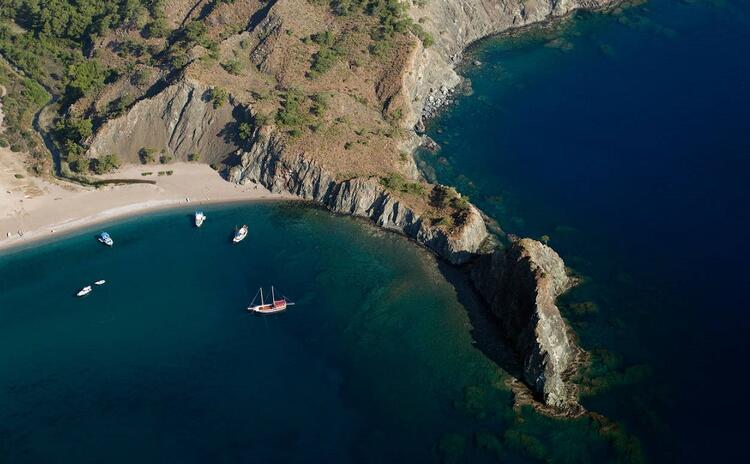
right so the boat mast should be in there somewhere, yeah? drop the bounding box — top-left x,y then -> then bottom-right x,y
271,286 -> 275,302
260,287 -> 264,305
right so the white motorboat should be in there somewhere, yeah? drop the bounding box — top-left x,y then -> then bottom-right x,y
195,211 -> 206,228
97,232 -> 114,247
232,225 -> 248,243
94,280 -> 106,285
77,286 -> 93,297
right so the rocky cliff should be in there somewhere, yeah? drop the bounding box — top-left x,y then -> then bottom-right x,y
226,121 -> 585,413
227,125 -> 489,265
470,238 -> 583,413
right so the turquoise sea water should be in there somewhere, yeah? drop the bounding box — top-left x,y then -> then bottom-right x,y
418,0 -> 750,460
0,205 -> 485,462
1,204 -> 624,463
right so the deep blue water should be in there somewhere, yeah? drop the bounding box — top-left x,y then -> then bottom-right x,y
418,0 -> 750,460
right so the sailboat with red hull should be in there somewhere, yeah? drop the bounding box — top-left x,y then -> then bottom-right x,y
247,286 -> 294,314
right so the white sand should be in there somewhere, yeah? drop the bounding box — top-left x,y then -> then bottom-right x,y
0,160 -> 293,252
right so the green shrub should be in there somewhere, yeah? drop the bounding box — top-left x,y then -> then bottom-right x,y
139,147 -> 157,164
187,152 -> 200,162
221,59 -> 242,75
238,122 -> 254,141
107,94 -> 133,117
429,186 -> 471,222
0,138 -> 8,147
159,154 -> 172,164
143,18 -> 168,39
92,154 -> 120,175
310,31 -> 335,47
209,87 -> 229,109
65,60 -> 107,100
55,117 -> 93,143
310,93 -> 328,116
308,47 -> 338,78
131,68 -> 151,86
380,172 -> 425,196
69,158 -> 89,174
275,89 -> 307,127
329,0 -> 434,48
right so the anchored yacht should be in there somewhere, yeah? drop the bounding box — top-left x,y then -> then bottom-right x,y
76,286 -> 92,297
195,211 -> 206,228
232,225 -> 248,243
97,232 -> 113,247
247,286 -> 295,314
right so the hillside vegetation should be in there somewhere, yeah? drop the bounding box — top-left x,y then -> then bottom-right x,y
0,0 -> 434,178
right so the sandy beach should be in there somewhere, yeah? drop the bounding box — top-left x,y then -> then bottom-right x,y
0,159 -> 294,252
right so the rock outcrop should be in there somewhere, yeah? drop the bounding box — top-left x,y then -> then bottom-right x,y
470,239 -> 582,412
228,125 -> 584,413
228,126 -> 489,265
88,79 -> 238,164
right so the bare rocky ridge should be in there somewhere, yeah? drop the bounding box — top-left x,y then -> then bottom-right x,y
471,239 -> 584,414
85,0 -> 622,414
88,79 -> 237,165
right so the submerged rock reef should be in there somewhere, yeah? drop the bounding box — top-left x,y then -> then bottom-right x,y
85,0 -> 621,415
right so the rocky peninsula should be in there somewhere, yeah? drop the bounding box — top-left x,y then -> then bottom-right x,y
1,0 -> 620,414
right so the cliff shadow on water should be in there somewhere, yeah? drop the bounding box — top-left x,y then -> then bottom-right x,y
436,259 -> 525,387
435,255 -> 647,464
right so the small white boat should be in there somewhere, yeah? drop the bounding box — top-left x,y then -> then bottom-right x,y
77,286 -> 93,297
94,280 -> 106,285
195,211 -> 206,228
232,225 -> 248,243
247,286 -> 295,314
98,232 -> 114,247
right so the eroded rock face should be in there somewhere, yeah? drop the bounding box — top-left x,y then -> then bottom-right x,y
229,127 -> 584,413
470,238 -> 582,411
228,126 -> 488,265
88,79 -> 238,164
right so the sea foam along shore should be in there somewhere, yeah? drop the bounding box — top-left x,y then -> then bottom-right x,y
0,160 -> 294,253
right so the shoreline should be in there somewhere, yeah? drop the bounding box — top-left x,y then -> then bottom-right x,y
0,162 -> 295,253
0,196 -> 294,255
